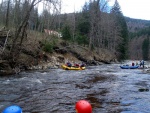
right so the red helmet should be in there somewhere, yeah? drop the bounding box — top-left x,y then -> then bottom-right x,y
75,100 -> 92,113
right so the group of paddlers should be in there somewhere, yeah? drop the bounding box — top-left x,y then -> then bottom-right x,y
132,60 -> 145,68
66,62 -> 85,67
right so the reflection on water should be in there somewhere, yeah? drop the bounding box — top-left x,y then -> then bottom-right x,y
0,63 -> 150,113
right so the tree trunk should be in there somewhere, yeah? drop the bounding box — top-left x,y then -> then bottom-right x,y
5,0 -> 10,28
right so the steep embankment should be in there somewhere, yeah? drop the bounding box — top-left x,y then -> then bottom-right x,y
0,31 -> 117,75
28,40 -> 117,70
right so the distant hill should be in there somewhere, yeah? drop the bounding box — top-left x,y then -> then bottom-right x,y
125,17 -> 150,60
125,17 -> 150,33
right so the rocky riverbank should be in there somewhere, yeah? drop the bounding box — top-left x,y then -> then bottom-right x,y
0,42 -> 117,75
0,29 -> 118,76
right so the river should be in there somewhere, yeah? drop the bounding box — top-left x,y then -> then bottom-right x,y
0,62 -> 150,113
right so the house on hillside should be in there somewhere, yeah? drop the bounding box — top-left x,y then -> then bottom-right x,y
44,29 -> 62,38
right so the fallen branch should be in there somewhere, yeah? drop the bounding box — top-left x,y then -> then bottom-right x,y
2,30 -> 10,54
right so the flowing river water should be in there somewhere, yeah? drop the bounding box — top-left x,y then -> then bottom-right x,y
0,62 -> 150,113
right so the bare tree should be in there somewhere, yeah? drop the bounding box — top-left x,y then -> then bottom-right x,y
89,0 -> 108,51
7,0 -> 61,65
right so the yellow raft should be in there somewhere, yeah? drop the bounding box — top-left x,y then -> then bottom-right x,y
61,64 -> 86,70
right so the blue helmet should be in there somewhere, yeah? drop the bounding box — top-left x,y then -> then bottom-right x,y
2,105 -> 22,113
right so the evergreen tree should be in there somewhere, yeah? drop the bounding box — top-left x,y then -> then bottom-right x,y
75,2 -> 90,46
77,2 -> 90,37
79,2 -> 90,35
111,0 -> 128,60
142,37 -> 149,60
62,25 -> 71,40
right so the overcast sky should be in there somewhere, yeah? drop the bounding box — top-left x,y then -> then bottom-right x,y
0,0 -> 149,20
61,0 -> 89,13
61,0 -> 150,20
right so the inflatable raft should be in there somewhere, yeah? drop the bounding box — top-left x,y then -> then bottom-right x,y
120,65 -> 139,69
61,64 -> 86,70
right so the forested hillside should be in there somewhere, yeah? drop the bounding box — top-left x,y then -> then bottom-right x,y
0,0 -> 132,74
126,17 -> 150,33
126,17 -> 150,60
